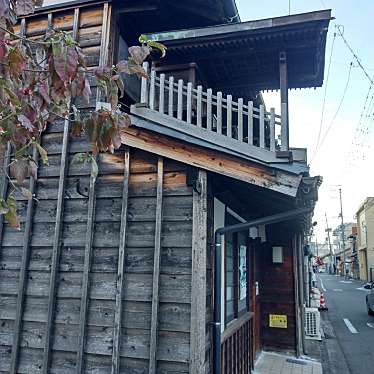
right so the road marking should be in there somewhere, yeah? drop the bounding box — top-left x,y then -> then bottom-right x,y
320,279 -> 327,292
333,289 -> 343,292
343,319 -> 358,334
340,281 -> 352,284
367,323 -> 374,329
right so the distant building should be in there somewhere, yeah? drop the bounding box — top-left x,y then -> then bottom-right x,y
332,222 -> 357,276
356,198 -> 374,281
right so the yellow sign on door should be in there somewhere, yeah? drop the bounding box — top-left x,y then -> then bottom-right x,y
269,314 -> 288,329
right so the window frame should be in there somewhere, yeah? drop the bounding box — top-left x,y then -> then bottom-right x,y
224,210 -> 251,327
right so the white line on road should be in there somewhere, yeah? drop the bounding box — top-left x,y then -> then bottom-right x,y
340,281 -> 352,284
333,289 -> 343,292
367,323 -> 374,329
343,319 -> 358,334
320,279 -> 327,292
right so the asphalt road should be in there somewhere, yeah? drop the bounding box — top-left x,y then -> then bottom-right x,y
317,273 -> 374,374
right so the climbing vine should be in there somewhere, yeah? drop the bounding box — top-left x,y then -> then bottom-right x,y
0,0 -> 165,229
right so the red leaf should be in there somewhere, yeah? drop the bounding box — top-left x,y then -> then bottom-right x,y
116,60 -> 148,78
10,158 -> 29,184
39,81 -> 51,104
53,45 -> 78,83
8,46 -> 27,76
17,114 -> 34,131
28,159 -> 37,180
128,46 -> 150,65
82,77 -> 91,104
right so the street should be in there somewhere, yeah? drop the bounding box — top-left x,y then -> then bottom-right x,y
318,274 -> 374,374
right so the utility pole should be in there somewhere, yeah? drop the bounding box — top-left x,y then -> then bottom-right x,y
325,213 -> 334,273
339,188 -> 346,276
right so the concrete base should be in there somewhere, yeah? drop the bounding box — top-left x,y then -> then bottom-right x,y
254,352 -> 322,374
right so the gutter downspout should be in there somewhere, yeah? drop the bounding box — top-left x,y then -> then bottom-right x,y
213,207 -> 312,374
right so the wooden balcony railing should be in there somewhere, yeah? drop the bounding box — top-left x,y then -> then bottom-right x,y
131,62 -> 289,160
221,312 -> 254,374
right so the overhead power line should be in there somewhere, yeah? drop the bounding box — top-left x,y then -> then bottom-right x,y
310,62 -> 353,163
335,24 -> 374,86
309,31 -> 336,165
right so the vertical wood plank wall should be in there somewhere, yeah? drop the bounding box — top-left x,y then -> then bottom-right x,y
0,3 -> 199,373
259,224 -> 297,351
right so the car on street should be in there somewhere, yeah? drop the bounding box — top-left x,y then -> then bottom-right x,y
365,282 -> 374,315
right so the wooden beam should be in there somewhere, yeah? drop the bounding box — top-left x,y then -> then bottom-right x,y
279,51 -> 289,151
149,157 -> 164,374
120,127 -> 301,197
111,147 -> 130,374
10,146 -> 39,374
190,170 -> 208,374
42,74 -> 70,374
77,3 -> 110,367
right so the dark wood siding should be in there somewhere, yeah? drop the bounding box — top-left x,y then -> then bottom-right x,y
259,224 -> 297,352
0,4 -> 200,372
0,145 -> 195,372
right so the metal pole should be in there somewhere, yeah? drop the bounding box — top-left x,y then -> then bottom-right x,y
339,188 -> 346,276
325,213 -> 334,273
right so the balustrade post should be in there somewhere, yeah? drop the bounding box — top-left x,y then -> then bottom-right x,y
270,108 -> 276,151
140,61 -> 149,104
168,76 -> 174,116
217,92 -> 223,134
247,101 -> 253,145
149,69 -> 156,110
197,85 -> 202,127
177,79 -> 183,120
227,95 -> 232,138
259,105 -> 265,148
238,98 -> 243,142
187,82 -> 192,124
159,73 -> 165,114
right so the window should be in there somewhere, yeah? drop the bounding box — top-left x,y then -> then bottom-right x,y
225,211 -> 250,325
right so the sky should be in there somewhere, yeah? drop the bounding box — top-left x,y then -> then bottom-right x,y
42,0 -> 374,242
236,0 -> 374,242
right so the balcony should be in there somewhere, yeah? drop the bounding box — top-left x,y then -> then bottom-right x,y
130,62 -> 291,165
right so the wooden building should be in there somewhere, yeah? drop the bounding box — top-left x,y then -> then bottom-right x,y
0,1 -> 331,373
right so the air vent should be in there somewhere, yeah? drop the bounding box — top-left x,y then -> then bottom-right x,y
305,307 -> 321,340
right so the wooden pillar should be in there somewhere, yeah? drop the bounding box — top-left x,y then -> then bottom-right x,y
9,151 -> 38,374
149,157 -> 164,374
111,147 -> 130,374
279,51 -> 289,151
190,170 -> 208,374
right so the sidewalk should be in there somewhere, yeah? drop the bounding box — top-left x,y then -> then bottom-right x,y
254,352 -> 322,374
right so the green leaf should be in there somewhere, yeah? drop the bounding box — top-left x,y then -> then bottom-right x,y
4,195 -> 20,230
0,198 -> 9,215
71,152 -> 88,165
146,40 -> 167,58
35,143 -> 48,165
